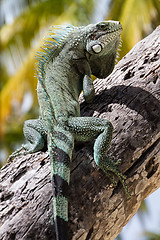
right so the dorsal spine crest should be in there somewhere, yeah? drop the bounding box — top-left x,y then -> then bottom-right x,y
36,24 -> 76,77
35,25 -> 76,119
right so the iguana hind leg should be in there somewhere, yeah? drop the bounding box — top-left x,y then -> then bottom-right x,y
8,119 -> 46,162
67,117 -> 130,196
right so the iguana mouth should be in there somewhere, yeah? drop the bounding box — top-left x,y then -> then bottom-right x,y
101,27 -> 122,37
99,29 -> 122,45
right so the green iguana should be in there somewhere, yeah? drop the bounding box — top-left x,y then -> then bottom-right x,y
8,20 -> 130,240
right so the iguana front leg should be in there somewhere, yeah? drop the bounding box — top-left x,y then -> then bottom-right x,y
74,58 -> 95,103
82,60 -> 95,103
83,75 -> 95,103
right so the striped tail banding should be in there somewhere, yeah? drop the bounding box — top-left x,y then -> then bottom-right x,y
48,123 -> 74,240
49,133 -> 73,240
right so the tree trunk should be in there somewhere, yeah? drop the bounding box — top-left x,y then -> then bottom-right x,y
0,26 -> 160,240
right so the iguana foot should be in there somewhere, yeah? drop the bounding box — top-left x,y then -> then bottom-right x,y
7,146 -> 25,163
100,157 -> 131,198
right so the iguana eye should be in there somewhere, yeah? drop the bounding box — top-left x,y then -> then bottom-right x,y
97,23 -> 107,30
99,24 -> 106,30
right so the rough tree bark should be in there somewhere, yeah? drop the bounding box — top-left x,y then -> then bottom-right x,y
0,26 -> 160,240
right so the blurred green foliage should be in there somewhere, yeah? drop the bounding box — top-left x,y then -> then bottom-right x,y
144,232 -> 160,240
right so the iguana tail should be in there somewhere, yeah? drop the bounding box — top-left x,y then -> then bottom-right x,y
48,127 -> 74,240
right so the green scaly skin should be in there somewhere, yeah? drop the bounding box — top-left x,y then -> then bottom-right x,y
8,21 -> 130,240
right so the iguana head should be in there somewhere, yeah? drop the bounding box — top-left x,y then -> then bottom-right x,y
85,21 -> 122,78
